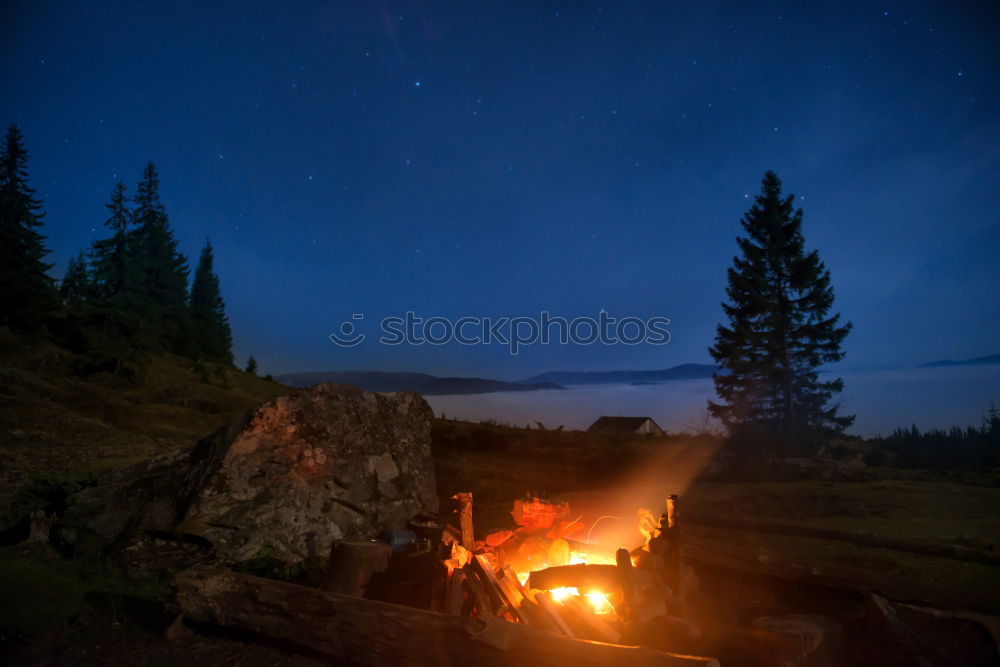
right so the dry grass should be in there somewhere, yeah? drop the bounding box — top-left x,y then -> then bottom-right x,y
0,339 -> 288,517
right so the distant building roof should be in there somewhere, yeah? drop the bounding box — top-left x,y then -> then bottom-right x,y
587,416 -> 665,435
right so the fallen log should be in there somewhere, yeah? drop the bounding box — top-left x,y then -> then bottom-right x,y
173,565 -> 719,667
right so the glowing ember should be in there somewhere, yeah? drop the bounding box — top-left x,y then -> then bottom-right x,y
585,592 -> 614,615
549,586 -> 578,602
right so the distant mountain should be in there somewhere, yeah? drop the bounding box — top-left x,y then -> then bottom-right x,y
414,377 -> 564,395
519,363 -> 717,386
919,354 -> 1000,368
276,371 -> 436,392
274,370 -> 564,395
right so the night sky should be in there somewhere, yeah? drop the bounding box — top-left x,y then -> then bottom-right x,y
2,1 -> 998,378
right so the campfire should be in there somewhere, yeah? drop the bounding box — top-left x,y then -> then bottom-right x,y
171,490 -> 718,666
438,491 -> 688,646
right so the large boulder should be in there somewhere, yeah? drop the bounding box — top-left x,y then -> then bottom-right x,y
58,383 -> 438,564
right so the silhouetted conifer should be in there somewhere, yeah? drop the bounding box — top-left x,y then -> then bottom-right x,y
90,181 -> 143,302
709,171 -> 853,450
0,124 -> 56,331
189,239 -> 233,363
130,162 -> 190,352
60,251 -> 91,305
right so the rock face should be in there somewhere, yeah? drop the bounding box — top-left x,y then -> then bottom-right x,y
59,384 -> 438,564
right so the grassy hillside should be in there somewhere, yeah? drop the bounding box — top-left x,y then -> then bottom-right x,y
0,337 -> 288,521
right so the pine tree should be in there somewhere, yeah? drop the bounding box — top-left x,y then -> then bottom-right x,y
708,171 -> 853,449
72,179 -> 153,377
130,162 -> 190,352
189,239 -> 233,363
60,251 -> 91,305
0,124 -> 56,331
245,355 -> 258,375
90,181 -> 141,302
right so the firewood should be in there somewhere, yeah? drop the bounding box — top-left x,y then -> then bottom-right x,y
469,554 -> 533,624
445,569 -> 467,615
462,563 -> 496,616
563,596 -> 622,643
528,563 -> 622,593
173,565 -> 720,667
453,492 -> 475,548
617,547 -> 638,609
535,590 -> 577,637
519,597 -> 562,634
496,566 -> 528,607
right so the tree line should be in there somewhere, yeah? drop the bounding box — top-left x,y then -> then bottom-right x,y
0,123 -> 235,378
866,405 -> 1000,468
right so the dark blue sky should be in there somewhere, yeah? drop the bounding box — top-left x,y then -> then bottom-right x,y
3,1 -> 998,378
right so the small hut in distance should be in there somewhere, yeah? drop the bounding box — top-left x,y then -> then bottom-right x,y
587,416 -> 665,436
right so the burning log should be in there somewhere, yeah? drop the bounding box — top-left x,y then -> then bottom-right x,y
172,565 -> 719,667
512,496 -> 570,533
528,564 -> 622,592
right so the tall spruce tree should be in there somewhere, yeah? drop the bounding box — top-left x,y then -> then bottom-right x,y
60,251 -> 91,305
708,171 -> 853,449
130,162 -> 190,352
189,239 -> 233,363
0,124 -> 56,331
79,179 -> 152,374
90,181 -> 141,302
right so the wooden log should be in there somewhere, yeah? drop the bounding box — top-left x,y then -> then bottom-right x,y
453,492 -> 475,549
867,592 -> 946,667
496,566 -> 528,607
173,565 -> 719,667
529,563 -> 622,593
462,563 -> 496,616
445,569 -> 467,615
520,597 -> 562,634
535,590 -> 577,638
617,547 -> 638,610
471,554 -> 531,623
322,539 -> 392,597
564,596 -> 623,643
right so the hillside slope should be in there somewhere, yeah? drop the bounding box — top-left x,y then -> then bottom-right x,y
0,338 -> 288,519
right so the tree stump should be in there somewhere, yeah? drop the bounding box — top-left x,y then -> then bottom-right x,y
322,539 -> 392,596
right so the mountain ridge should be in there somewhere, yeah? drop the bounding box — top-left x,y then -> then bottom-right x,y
518,362 -> 717,386
919,353 -> 1000,368
274,370 -> 564,395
